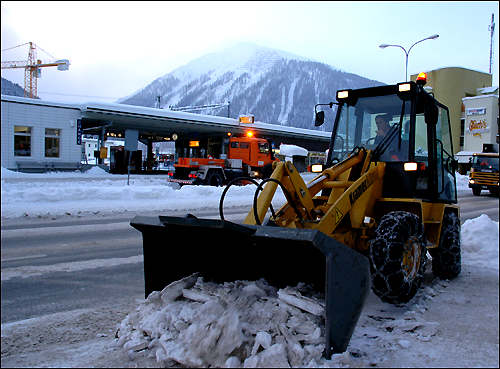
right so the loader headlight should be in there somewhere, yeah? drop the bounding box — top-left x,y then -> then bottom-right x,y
311,164 -> 323,173
404,162 -> 418,171
469,179 -> 475,184
337,90 -> 349,100
399,83 -> 411,92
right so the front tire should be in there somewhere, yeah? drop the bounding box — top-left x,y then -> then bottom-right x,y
429,212 -> 461,279
369,211 -> 427,304
472,187 -> 481,196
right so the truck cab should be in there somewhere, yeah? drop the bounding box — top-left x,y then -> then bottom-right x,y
228,135 -> 275,177
469,151 -> 499,196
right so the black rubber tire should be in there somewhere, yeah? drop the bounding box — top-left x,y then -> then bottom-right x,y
205,170 -> 223,186
429,212 -> 461,279
369,211 -> 427,304
472,187 -> 481,196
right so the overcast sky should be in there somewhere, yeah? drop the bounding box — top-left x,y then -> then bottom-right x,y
1,1 -> 498,104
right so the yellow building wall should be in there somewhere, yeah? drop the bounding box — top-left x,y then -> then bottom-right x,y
411,67 -> 492,155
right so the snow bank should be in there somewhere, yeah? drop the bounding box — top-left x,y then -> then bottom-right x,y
461,214 -> 499,269
1,167 -> 286,219
1,166 -> 112,179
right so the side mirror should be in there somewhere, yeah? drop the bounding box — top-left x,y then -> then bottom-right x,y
315,111 -> 325,127
425,104 -> 439,125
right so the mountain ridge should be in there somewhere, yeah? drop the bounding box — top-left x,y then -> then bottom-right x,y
118,43 -> 383,132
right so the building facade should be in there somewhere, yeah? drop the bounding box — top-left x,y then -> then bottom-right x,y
454,90 -> 499,172
2,95 -> 82,170
410,67 -> 492,156
1,95 -> 331,172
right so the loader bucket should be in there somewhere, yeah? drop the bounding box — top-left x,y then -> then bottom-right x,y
130,214 -> 371,358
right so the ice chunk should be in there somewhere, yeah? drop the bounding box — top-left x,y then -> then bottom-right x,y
160,273 -> 198,303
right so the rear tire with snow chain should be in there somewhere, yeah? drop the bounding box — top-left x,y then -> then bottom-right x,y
205,170 -> 224,187
429,212 -> 461,279
369,211 -> 427,304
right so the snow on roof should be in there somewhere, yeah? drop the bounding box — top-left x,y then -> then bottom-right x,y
477,86 -> 499,94
279,144 -> 308,157
2,94 -> 331,141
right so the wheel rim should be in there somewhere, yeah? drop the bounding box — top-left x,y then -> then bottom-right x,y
401,236 -> 421,281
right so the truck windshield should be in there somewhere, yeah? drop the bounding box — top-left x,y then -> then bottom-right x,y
331,94 -> 411,162
259,142 -> 269,154
472,156 -> 500,170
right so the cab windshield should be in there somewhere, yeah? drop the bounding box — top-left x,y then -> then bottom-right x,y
331,94 -> 411,162
472,155 -> 500,170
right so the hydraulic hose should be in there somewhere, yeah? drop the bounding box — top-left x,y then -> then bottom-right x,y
252,177 -> 303,226
219,177 -> 272,221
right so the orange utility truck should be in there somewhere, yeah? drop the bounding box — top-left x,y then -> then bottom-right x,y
167,134 -> 277,186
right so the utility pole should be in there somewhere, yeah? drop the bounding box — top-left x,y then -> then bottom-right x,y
156,95 -> 161,109
489,13 -> 495,74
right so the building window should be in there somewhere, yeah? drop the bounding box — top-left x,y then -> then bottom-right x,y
14,126 -> 32,156
497,116 -> 499,144
45,128 -> 60,158
460,118 -> 465,148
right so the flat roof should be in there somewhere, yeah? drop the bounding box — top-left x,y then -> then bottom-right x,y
2,94 -> 331,142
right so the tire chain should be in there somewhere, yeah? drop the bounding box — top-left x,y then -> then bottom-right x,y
369,211 -> 427,304
429,212 -> 461,279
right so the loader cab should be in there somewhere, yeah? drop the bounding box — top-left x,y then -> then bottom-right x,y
325,80 -> 457,204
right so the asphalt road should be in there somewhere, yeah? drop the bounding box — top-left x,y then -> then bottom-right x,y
1,190 -> 498,324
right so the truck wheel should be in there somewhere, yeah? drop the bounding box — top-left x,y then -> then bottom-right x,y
472,187 -> 481,196
369,211 -> 427,304
262,164 -> 274,179
429,212 -> 461,279
205,170 -> 223,186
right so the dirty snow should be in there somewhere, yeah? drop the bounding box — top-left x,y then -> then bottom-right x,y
1,167 -> 498,368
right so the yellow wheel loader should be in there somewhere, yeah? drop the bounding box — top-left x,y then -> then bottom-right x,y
131,75 -> 461,359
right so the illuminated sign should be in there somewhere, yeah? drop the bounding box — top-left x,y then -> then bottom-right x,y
189,141 -> 200,147
467,119 -> 489,138
466,107 -> 486,116
239,115 -> 254,124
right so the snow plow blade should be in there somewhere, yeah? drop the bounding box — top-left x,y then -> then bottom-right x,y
130,214 -> 371,357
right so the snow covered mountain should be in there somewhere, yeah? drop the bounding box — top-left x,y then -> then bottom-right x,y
1,77 -> 36,98
118,42 -> 384,131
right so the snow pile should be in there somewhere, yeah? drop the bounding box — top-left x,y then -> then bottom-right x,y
1,167 -> 287,219
461,214 -> 499,269
279,144 -> 308,157
113,274 -> 333,368
0,165 -> 112,179
455,172 -> 470,190
112,271 -> 458,368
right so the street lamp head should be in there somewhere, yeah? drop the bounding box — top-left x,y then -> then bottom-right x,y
379,44 -> 390,48
427,34 -> 439,40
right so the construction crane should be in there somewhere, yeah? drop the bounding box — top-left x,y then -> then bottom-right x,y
1,42 -> 69,98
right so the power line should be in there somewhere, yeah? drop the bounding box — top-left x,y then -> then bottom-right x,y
38,91 -> 121,99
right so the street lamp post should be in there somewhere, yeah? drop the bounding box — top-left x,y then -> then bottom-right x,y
379,34 -> 439,81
